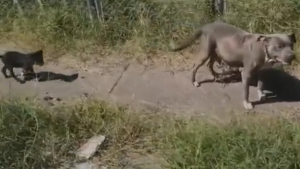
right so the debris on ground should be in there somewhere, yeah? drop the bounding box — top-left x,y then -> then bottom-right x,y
76,135 -> 106,160
44,96 -> 62,101
74,162 -> 100,169
44,96 -> 54,101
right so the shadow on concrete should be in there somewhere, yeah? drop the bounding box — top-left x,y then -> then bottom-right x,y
199,69 -> 241,85
25,71 -> 79,83
251,68 -> 300,105
200,68 -> 300,105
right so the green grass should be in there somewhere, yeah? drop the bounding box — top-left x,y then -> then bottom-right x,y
1,98 -> 300,168
0,0 -> 300,64
1,1 -> 300,168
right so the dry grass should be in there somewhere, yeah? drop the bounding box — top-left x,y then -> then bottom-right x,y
1,98 -> 300,168
0,0 -> 299,67
2,1 -> 300,168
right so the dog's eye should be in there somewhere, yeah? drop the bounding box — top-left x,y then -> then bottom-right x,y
277,45 -> 284,49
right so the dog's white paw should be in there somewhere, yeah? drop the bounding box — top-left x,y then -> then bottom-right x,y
20,72 -> 24,81
193,81 -> 200,87
243,101 -> 253,110
258,92 -> 267,101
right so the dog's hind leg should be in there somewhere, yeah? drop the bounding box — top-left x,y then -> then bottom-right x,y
191,36 -> 212,87
192,56 -> 209,87
207,56 -> 222,81
1,66 -> 9,78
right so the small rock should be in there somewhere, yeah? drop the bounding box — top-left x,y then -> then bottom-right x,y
44,96 -> 53,101
74,162 -> 99,169
76,135 -> 106,160
56,97 -> 62,101
48,102 -> 55,106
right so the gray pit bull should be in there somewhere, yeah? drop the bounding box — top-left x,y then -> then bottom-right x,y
171,21 -> 297,110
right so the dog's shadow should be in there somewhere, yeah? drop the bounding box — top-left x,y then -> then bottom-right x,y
251,68 -> 300,105
202,68 -> 300,105
24,71 -> 79,83
201,72 -> 242,84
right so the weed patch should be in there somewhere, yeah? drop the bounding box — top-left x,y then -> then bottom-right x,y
0,0 -> 299,64
1,99 -> 300,168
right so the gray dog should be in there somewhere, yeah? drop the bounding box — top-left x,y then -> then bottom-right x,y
171,21 -> 296,110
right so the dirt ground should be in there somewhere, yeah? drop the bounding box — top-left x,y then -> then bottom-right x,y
0,44 -> 300,117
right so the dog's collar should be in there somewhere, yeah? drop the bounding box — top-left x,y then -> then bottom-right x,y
264,45 -> 276,63
264,45 -> 270,62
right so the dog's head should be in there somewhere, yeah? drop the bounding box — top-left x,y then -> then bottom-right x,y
257,33 -> 296,65
31,50 -> 44,66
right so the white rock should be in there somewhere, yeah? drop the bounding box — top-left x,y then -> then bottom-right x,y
74,162 -> 99,169
76,135 -> 106,159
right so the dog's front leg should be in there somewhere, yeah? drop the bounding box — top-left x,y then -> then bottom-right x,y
241,70 -> 253,109
22,66 -> 35,81
255,69 -> 267,102
9,68 -> 25,84
257,79 -> 266,101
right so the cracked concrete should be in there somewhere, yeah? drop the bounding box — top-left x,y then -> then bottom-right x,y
0,58 -> 299,116
108,63 -> 131,94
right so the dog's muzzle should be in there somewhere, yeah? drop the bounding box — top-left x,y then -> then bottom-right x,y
276,53 -> 295,65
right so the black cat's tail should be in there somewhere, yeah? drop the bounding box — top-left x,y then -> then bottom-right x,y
0,55 -> 3,59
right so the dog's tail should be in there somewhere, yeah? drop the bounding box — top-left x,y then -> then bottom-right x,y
170,29 -> 203,52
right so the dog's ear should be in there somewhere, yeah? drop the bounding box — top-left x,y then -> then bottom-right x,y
257,35 -> 271,43
289,33 -> 296,43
